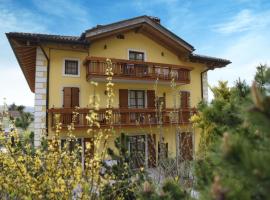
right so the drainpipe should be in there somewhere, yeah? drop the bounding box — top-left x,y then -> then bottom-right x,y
38,44 -> 50,136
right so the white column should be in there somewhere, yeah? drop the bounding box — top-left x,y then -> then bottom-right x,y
34,47 -> 47,147
202,72 -> 208,102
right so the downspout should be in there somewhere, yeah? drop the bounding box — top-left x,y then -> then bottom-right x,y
38,44 -> 50,136
200,68 -> 210,100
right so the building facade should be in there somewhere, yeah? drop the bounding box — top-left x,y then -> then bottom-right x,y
7,16 -> 230,168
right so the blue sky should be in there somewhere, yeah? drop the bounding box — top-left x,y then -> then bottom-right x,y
0,0 -> 270,106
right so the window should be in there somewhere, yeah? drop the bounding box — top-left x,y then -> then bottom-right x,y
171,69 -> 179,79
129,134 -> 157,169
64,59 -> 79,76
129,51 -> 145,61
163,68 -> 169,78
154,66 -> 161,75
129,135 -> 146,169
123,64 -> 135,75
154,66 -> 169,79
129,90 -> 145,108
179,132 -> 193,161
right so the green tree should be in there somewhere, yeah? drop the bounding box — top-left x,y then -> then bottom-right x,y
8,103 -> 17,111
15,112 -> 34,130
194,65 -> 270,200
254,64 -> 270,92
138,180 -> 189,200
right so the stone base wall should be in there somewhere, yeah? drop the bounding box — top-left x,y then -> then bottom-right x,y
34,47 -> 47,147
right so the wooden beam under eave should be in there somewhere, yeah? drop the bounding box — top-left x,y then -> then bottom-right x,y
134,24 -> 145,33
17,50 -> 35,60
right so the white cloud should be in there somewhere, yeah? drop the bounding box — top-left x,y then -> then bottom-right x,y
208,28 -> 270,100
32,0 -> 90,24
206,8 -> 270,100
0,5 -> 47,106
214,9 -> 270,34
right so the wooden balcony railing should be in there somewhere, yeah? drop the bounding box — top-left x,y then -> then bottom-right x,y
48,107 -> 196,129
84,57 -> 191,84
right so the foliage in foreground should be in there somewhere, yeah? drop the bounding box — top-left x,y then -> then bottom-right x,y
192,65 -> 270,200
101,133 -> 145,200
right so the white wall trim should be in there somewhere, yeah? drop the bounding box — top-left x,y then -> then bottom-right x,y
34,47 -> 47,147
202,72 -> 208,102
62,57 -> 81,78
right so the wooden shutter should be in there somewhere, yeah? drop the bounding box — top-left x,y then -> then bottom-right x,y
147,90 -> 155,108
180,91 -> 190,108
71,87 -> 80,107
148,134 -> 156,168
63,87 -> 72,107
179,132 -> 193,161
119,89 -> 128,108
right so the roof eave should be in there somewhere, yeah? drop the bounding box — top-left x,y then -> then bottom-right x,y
189,54 -> 231,69
6,33 -> 36,93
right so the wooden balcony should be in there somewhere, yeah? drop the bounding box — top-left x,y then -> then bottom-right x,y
84,57 -> 191,84
48,107 -> 196,129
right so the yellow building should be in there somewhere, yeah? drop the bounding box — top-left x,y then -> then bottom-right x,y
7,16 -> 230,168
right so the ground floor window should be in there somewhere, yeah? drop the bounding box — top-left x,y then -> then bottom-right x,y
129,134 -> 157,169
158,141 -> 168,160
129,135 -> 146,169
178,132 -> 193,161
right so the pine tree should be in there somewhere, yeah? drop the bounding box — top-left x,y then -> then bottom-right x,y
138,180 -> 189,200
194,65 -> 270,200
100,133 -> 145,200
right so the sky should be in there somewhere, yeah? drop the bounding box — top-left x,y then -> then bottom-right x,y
0,0 -> 270,106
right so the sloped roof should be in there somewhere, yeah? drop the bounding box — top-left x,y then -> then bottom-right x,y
83,15 -> 195,52
7,32 -> 89,45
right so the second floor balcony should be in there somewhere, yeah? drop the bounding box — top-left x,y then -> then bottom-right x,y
84,57 -> 191,84
49,107 -> 196,129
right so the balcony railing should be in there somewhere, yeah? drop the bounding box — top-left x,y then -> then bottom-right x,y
49,107 -> 196,129
84,57 -> 191,84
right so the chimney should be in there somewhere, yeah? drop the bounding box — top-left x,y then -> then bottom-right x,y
149,16 -> 161,24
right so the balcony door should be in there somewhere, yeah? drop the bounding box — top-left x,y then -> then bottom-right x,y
119,89 -> 156,124
125,50 -> 148,77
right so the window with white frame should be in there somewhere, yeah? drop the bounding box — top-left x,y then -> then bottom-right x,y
63,59 -> 80,76
129,51 -> 145,61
